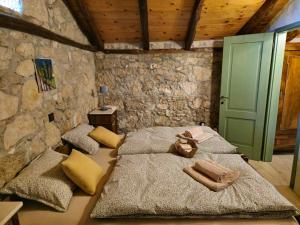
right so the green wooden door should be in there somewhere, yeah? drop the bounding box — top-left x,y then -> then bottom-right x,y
219,33 -> 274,160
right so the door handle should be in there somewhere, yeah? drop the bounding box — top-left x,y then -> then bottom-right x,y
220,96 -> 228,105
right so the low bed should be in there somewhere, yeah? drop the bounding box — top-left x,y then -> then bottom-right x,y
17,148 -> 298,225
8,126 -> 299,225
118,126 -> 237,155
91,153 -> 296,219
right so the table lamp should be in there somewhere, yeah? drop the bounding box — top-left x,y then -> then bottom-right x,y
99,85 -> 110,111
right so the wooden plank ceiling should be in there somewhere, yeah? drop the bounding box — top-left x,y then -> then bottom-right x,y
196,0 -> 265,40
148,0 -> 194,42
66,0 -> 289,50
83,0 -> 142,43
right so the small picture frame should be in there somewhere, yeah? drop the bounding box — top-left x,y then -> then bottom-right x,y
34,58 -> 56,92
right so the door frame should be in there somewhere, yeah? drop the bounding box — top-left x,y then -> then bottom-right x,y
262,32 -> 286,161
274,21 -> 300,33
290,115 -> 300,189
263,22 -> 300,161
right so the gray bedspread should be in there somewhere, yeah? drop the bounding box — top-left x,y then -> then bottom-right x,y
91,153 -> 296,219
118,126 -> 237,155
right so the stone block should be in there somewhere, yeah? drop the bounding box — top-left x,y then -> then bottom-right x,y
22,79 -> 42,110
45,122 -> 61,147
0,91 -> 18,121
16,59 -> 35,77
3,115 -> 37,150
16,43 -> 35,58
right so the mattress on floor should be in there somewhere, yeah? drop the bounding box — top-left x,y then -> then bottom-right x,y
118,126 -> 237,155
91,153 -> 296,219
17,148 -> 117,225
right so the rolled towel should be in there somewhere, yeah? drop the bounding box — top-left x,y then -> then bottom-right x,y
183,166 -> 229,192
194,159 -> 240,184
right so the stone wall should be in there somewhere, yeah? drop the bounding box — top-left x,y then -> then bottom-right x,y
95,48 -> 222,132
0,0 -> 89,44
0,0 -> 97,188
0,28 -> 97,187
0,28 -> 97,188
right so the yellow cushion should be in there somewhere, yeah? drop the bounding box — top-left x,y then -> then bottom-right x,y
89,126 -> 122,149
61,149 -> 103,195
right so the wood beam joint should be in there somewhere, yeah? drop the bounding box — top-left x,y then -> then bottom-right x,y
238,0 -> 289,35
63,0 -> 104,51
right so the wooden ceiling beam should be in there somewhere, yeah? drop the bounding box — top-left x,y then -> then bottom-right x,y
138,0 -> 150,50
238,0 -> 289,35
185,0 -> 203,50
0,13 -> 96,52
63,0 -> 104,51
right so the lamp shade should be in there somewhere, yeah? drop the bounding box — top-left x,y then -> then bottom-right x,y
99,85 -> 108,94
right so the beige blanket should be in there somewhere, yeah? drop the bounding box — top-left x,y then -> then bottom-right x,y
91,153 -> 296,219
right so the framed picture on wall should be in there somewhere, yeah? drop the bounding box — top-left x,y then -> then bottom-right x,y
34,58 -> 56,92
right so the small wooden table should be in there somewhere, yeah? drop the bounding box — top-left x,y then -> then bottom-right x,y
88,106 -> 118,133
0,202 -> 23,225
